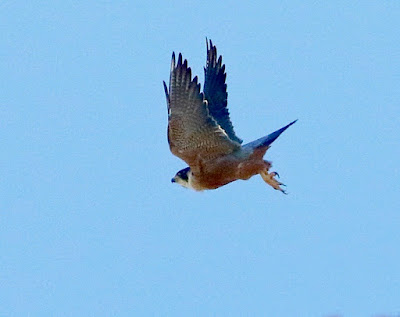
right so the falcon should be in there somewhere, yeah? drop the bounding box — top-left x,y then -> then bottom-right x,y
163,40 -> 296,193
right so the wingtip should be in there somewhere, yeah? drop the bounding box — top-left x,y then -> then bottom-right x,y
163,81 -> 169,102
171,52 -> 176,71
177,53 -> 183,66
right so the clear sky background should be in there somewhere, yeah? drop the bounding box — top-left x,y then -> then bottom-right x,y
1,1 -> 399,316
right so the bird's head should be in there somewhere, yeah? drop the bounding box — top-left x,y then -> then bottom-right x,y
171,167 -> 192,189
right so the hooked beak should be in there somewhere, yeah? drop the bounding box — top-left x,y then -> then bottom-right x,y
171,177 -> 176,183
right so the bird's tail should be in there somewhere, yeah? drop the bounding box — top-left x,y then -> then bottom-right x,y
243,120 -> 297,150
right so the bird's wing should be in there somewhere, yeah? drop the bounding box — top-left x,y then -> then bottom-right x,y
203,39 -> 242,144
163,53 -> 241,170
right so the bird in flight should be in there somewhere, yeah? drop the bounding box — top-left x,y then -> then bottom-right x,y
163,40 -> 296,193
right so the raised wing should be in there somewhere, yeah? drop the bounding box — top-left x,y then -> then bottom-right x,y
203,39 -> 242,144
163,53 -> 241,170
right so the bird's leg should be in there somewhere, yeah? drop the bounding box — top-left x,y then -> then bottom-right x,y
260,170 -> 287,194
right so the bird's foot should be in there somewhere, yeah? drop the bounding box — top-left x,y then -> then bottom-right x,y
260,171 -> 287,194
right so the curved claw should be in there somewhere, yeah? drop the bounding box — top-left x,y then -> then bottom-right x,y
260,170 -> 288,194
271,171 -> 280,178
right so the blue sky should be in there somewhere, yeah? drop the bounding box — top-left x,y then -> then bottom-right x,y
1,1 -> 399,316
